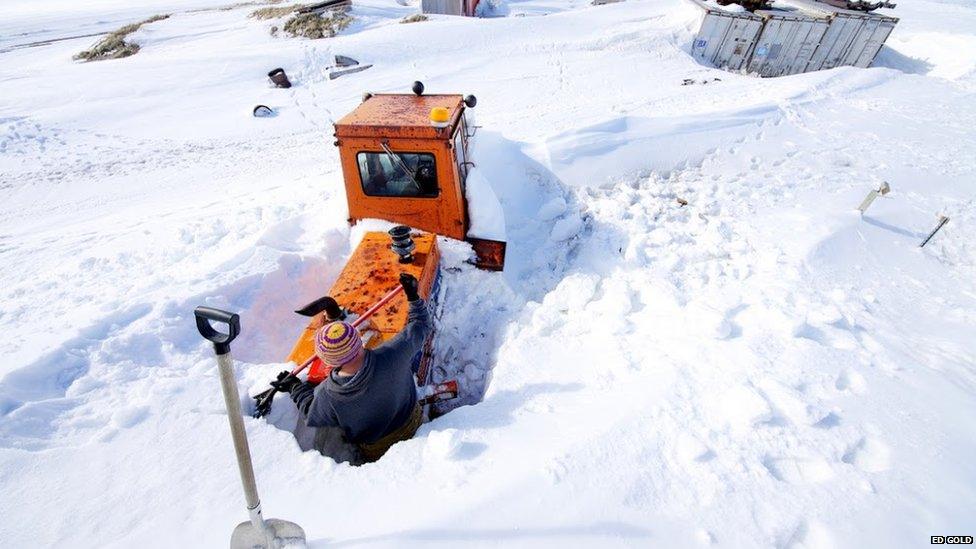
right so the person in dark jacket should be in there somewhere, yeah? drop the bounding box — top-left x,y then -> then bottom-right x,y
272,273 -> 431,463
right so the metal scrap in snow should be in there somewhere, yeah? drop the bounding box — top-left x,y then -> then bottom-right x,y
297,0 -> 353,14
329,64 -> 373,80
252,105 -> 275,117
334,55 -> 359,67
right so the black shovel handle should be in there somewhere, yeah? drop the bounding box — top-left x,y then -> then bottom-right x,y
194,306 -> 240,355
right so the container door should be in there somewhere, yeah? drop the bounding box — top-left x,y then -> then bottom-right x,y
723,18 -> 763,70
787,19 -> 828,75
842,16 -> 877,67
749,18 -> 789,77
772,18 -> 806,77
821,16 -> 864,70
693,13 -> 733,65
805,17 -> 837,71
852,18 -> 895,67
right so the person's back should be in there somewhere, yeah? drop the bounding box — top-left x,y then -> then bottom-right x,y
304,298 -> 429,443
273,273 -> 430,463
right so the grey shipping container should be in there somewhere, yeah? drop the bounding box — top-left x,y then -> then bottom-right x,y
686,0 -> 897,76
748,9 -> 829,77
781,0 -> 898,70
422,0 -> 479,16
688,0 -> 764,71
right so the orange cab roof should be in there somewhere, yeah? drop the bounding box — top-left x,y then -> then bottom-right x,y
334,94 -> 464,140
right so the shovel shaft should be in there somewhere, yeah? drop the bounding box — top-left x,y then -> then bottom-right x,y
217,352 -> 263,513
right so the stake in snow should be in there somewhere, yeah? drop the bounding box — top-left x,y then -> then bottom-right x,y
919,214 -> 950,248
857,181 -> 890,213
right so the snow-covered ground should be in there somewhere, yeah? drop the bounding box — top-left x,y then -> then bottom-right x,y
1,0 -> 975,547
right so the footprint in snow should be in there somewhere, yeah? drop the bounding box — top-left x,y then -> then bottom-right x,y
763,455 -> 835,484
708,385 -> 771,432
813,411 -> 842,429
781,519 -> 834,549
674,433 -> 714,463
792,320 -> 859,351
842,436 -> 890,473
111,406 -> 149,429
834,369 -> 866,394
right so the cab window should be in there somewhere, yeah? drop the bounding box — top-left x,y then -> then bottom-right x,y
357,151 -> 438,198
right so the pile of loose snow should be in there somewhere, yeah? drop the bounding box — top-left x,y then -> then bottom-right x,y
1,0 -> 975,547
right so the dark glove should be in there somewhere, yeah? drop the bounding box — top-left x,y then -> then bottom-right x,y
399,272 -> 420,302
269,371 -> 302,394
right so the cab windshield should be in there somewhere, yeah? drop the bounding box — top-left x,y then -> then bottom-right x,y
357,151 -> 438,198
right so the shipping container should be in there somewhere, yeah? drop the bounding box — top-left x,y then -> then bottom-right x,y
688,0 -> 764,71
747,8 -> 829,77
686,0 -> 897,76
781,0 -> 898,70
421,0 -> 479,16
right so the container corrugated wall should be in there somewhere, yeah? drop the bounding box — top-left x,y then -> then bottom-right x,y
421,0 -> 479,16
811,13 -> 862,69
748,10 -> 829,77
781,0 -> 899,71
847,15 -> 897,67
422,0 -> 463,16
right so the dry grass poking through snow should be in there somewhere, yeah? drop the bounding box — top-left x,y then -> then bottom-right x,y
281,10 -> 353,39
73,14 -> 170,61
400,14 -> 429,24
250,3 -> 306,19
250,2 -> 352,38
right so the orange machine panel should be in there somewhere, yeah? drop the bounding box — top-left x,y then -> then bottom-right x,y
285,231 -> 440,381
335,94 -> 464,140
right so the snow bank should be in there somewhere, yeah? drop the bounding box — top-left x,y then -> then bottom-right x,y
701,0 -> 748,13
463,167 -> 507,241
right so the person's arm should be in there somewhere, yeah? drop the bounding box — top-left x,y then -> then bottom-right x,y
289,381 -> 316,416
380,273 -> 432,365
385,299 -> 431,353
290,382 -> 338,428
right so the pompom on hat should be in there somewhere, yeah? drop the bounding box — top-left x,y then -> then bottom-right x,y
315,321 -> 364,366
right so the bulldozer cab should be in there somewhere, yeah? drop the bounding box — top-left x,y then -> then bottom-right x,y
334,90 -> 505,270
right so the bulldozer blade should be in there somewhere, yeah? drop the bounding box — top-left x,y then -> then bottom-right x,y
466,237 -> 506,271
231,518 -> 306,549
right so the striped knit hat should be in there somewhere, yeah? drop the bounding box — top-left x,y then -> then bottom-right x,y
315,321 -> 363,366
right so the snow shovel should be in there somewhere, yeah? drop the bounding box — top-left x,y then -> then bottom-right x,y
194,306 -> 306,549
252,285 -> 405,418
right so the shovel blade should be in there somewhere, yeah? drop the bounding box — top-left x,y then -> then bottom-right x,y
231,518 -> 306,549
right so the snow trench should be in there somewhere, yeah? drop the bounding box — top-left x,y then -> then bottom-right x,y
253,129 -> 589,454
